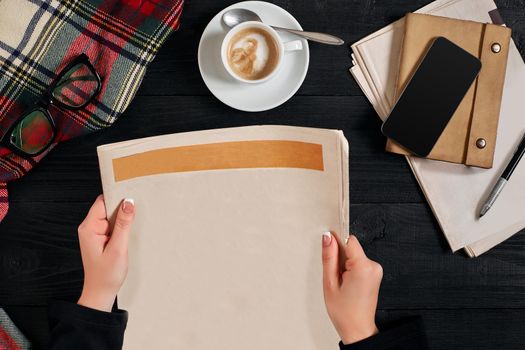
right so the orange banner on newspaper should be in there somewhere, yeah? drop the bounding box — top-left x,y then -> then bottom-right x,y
112,140 -> 324,182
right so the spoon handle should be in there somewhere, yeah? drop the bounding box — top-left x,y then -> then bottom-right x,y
271,26 -> 344,45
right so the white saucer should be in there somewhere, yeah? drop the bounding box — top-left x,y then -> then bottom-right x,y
198,1 -> 310,112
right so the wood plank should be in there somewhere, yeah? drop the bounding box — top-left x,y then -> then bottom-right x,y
5,96 -> 423,205
351,204 -> 525,310
4,306 -> 525,350
378,309 -> 525,350
1,1 -> 525,347
1,202 -> 524,307
136,0 -> 525,96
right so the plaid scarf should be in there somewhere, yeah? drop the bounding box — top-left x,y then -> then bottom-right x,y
0,309 -> 31,350
0,0 -> 184,223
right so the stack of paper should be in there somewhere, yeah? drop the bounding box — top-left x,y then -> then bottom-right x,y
98,125 -> 348,349
350,0 -> 525,256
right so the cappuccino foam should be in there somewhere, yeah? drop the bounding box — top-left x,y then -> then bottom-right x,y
227,27 -> 279,80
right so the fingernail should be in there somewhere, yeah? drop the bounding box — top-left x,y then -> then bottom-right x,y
122,198 -> 135,214
322,232 -> 332,247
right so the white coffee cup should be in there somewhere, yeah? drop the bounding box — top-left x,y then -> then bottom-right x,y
221,21 -> 303,84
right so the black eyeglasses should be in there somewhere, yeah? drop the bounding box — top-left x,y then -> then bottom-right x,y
1,54 -> 101,157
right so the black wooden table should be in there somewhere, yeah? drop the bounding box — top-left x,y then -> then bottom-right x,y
1,1 -> 524,349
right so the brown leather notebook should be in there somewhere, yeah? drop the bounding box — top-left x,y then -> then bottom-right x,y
386,13 -> 511,168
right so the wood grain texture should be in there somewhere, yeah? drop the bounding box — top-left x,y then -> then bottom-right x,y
2,202 -> 524,308
378,309 -> 525,350
137,0 -> 525,96
6,306 -> 525,350
5,96 -> 423,204
1,0 -> 525,349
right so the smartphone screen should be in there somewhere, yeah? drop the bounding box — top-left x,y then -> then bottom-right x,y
381,37 -> 482,157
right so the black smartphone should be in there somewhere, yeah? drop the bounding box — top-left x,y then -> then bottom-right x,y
381,37 -> 482,157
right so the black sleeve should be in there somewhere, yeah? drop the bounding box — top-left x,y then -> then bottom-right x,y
339,316 -> 429,350
48,301 -> 127,350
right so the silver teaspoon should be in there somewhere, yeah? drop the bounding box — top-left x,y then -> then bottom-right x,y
222,8 -> 345,46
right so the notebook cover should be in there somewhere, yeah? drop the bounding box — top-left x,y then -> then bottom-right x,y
386,13 -> 511,168
350,0 -> 525,255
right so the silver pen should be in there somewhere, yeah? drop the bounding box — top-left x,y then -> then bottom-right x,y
479,132 -> 525,217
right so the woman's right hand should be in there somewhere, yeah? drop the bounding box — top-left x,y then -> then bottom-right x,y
321,232 -> 383,345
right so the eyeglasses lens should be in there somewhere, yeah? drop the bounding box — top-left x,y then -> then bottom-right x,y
52,63 -> 99,108
10,109 -> 54,155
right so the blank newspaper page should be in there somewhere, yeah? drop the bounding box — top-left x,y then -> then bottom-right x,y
97,125 -> 349,350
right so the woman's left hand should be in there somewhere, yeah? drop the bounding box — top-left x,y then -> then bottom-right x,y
77,195 -> 135,312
